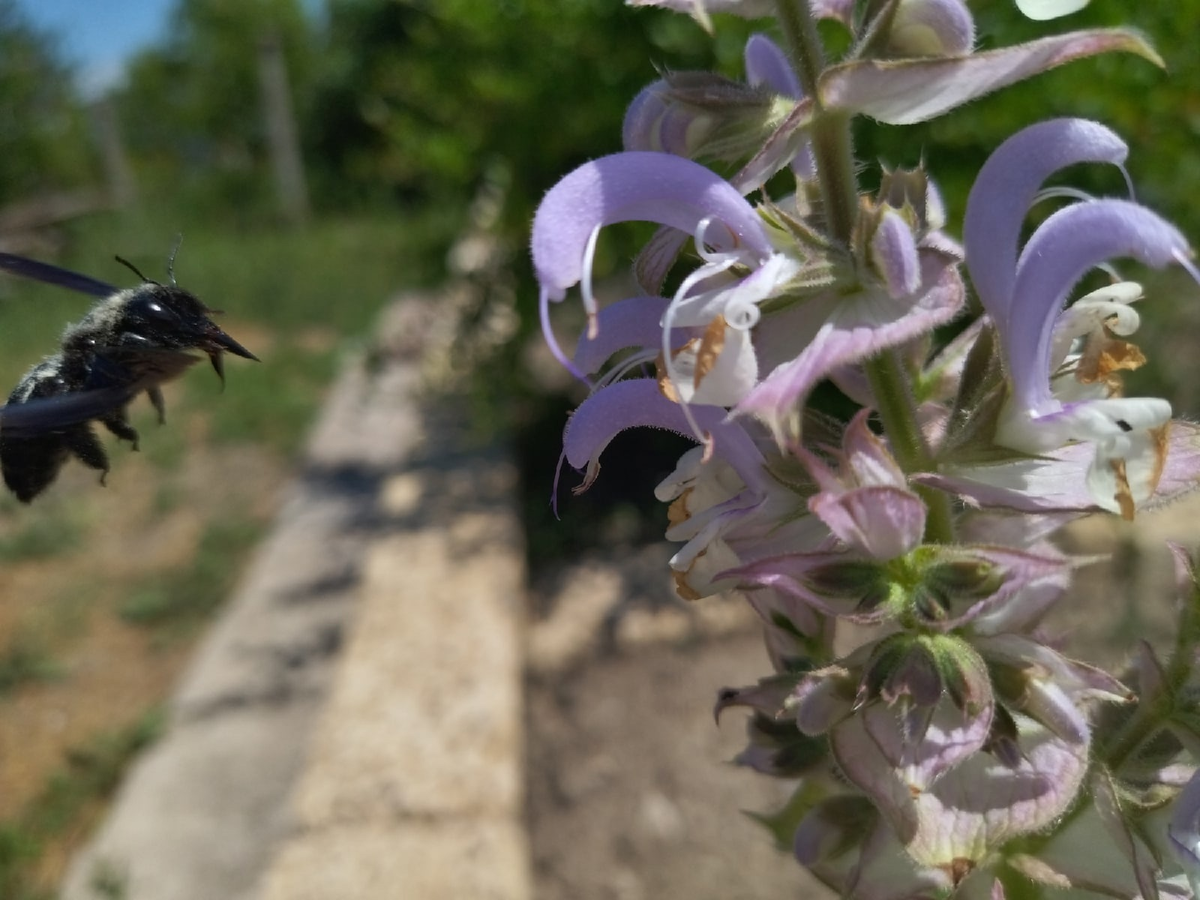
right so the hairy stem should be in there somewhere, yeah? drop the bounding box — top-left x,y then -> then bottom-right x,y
773,0 -> 858,246
866,350 -> 955,544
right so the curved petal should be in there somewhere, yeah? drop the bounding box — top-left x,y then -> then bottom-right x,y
532,151 -> 773,302
562,378 -> 767,491
744,33 -> 801,97
573,296 -> 671,374
963,118 -> 1129,333
810,486 -> 926,560
1006,199 -> 1188,415
833,714 -> 1088,867
739,250 -> 964,432
888,0 -> 975,58
819,29 -> 1161,126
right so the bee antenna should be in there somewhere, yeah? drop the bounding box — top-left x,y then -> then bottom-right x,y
115,255 -> 153,284
167,234 -> 183,285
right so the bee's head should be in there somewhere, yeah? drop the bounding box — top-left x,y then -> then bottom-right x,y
120,284 -> 259,382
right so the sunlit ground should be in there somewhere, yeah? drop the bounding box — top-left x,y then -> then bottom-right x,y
0,207 -> 452,897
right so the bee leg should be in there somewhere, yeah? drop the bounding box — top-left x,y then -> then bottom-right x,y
147,387 -> 167,425
102,410 -> 141,452
64,425 -> 111,486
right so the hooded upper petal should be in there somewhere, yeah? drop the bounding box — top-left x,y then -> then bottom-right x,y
562,378 -> 767,493
1004,199 -> 1188,422
532,151 -> 773,303
963,118 -> 1130,337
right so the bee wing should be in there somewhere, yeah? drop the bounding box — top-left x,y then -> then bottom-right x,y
0,252 -> 117,298
0,386 -> 136,436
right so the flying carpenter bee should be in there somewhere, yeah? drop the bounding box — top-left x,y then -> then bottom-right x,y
0,248 -> 258,503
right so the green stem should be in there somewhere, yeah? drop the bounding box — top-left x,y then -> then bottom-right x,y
773,0 -> 858,246
865,350 -> 955,544
772,0 -> 823,99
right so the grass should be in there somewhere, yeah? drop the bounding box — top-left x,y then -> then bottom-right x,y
0,708 -> 164,900
0,507 -> 85,562
0,206 -> 454,894
0,636 -> 59,693
119,517 -> 266,632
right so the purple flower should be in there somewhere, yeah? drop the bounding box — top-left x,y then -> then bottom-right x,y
962,118 -> 1194,514
532,150 -> 799,410
1169,769 -> 1200,896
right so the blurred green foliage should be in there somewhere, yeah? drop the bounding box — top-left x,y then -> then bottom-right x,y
0,0 -> 96,206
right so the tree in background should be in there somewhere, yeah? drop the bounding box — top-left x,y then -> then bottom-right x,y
0,0 -> 96,209
116,0 -> 316,223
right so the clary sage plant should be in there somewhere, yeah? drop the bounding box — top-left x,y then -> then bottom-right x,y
530,1 -> 1200,897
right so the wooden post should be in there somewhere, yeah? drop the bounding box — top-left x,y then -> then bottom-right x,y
257,30 -> 311,226
90,96 -> 138,209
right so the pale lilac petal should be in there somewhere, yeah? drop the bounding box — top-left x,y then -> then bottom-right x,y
1168,770 -> 1200,895
791,667 -> 857,735
843,410 -> 908,488
861,698 -> 994,793
626,0 -> 774,27
634,226 -> 691,295
733,550 -> 885,620
1026,800 -> 1143,897
834,714 -> 1088,866
532,151 -> 773,301
968,562 -> 1071,635
626,0 -> 773,11
810,486 -> 926,560
810,0 -> 855,26
963,118 -> 1129,334
731,95 -> 817,189
739,251 -> 963,427
815,820 -> 956,900
925,420 -> 1200,514
623,81 -> 702,155
1006,199 -> 1188,414
741,33 -> 817,183
1093,770 -> 1163,900
562,378 -> 767,491
917,445 -> 1099,512
871,209 -> 922,299
888,0 -> 975,58
926,546 -> 1068,631
819,30 -> 1160,125
1148,421 -> 1200,510
1016,0 -> 1089,19
573,296 -> 671,373
744,33 -> 801,97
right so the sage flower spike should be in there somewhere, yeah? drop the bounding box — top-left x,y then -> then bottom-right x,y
963,118 -> 1194,514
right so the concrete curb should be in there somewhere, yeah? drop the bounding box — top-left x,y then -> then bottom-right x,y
61,295 -> 531,900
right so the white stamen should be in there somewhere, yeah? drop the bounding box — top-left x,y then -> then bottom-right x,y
580,224 -> 602,335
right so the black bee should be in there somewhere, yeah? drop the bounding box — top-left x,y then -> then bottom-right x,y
0,249 -> 258,502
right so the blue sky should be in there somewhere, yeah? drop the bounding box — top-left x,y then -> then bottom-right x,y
13,0 -> 177,96
13,0 -> 322,97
